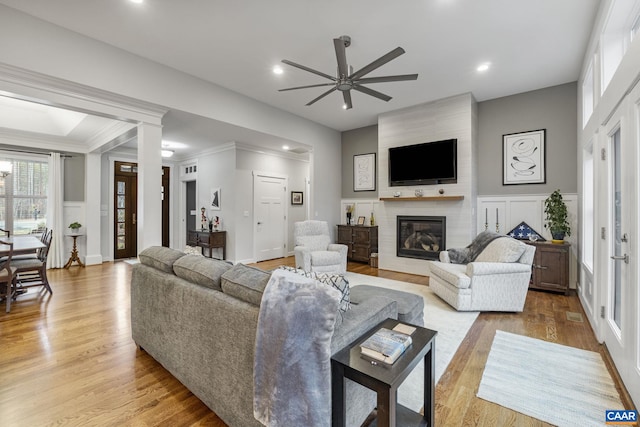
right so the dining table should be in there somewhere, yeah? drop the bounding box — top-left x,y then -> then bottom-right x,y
0,235 -> 46,256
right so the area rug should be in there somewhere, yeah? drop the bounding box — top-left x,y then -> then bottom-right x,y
345,272 -> 479,412
477,330 -> 624,426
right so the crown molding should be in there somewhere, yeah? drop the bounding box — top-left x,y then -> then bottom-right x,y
0,129 -> 88,153
0,63 -> 168,125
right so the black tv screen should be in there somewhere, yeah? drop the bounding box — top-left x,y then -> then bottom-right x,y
389,139 -> 457,186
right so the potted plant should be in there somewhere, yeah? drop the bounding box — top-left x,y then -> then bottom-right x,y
544,190 -> 571,243
69,221 -> 82,232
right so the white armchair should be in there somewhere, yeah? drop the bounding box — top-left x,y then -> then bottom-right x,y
427,233 -> 535,312
294,221 -> 347,274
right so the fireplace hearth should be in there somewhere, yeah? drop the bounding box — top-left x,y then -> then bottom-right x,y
397,216 -> 446,260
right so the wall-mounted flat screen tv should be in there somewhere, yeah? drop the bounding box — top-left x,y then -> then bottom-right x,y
389,138 -> 457,186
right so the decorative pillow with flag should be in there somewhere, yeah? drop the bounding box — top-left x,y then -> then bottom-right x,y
506,221 -> 546,241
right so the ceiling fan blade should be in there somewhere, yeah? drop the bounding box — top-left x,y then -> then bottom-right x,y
306,87 -> 337,106
353,85 -> 392,102
333,38 -> 349,78
279,82 -> 336,92
343,91 -> 353,110
356,74 -> 418,84
349,47 -> 405,80
282,60 -> 336,81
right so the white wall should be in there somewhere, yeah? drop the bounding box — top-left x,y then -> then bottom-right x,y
234,147 -> 309,262
377,93 -> 477,275
0,5 -> 342,248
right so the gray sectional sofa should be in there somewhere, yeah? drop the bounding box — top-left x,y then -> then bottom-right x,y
130,246 -> 424,427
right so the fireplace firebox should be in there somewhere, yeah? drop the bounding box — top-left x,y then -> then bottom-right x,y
397,216 -> 446,260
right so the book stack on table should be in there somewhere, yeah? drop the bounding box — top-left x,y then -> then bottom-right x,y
359,324 -> 414,365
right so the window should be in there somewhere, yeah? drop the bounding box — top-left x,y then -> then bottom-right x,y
582,141 -> 594,272
0,156 -> 49,235
582,63 -> 594,126
601,0 -> 640,94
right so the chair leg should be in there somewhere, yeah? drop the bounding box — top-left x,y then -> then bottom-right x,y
41,267 -> 52,294
6,277 -> 16,313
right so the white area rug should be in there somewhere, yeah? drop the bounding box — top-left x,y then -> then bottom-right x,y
477,330 -> 624,427
345,272 -> 479,412
123,258 -> 139,265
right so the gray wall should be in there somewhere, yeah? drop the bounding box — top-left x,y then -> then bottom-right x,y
64,154 -> 85,201
341,125 -> 378,198
477,82 -> 577,195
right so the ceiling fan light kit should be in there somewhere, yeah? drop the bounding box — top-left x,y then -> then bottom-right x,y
279,35 -> 418,110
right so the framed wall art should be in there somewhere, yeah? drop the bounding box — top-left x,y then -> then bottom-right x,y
211,187 -> 221,210
353,153 -> 376,191
291,191 -> 303,205
503,129 -> 546,185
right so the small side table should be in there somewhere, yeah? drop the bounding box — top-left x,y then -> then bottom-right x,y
331,318 -> 437,427
64,234 -> 85,269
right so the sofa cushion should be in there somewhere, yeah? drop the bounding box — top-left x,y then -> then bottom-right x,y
296,234 -> 331,252
310,250 -> 342,266
138,246 -> 185,274
350,285 -> 424,326
277,266 -> 350,312
428,261 -> 471,289
173,255 -> 232,291
475,237 -> 526,263
221,263 -> 271,306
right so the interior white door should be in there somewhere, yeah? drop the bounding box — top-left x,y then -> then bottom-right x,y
601,91 -> 639,405
254,173 -> 286,262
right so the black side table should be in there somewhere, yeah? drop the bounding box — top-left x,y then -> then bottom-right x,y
331,318 -> 437,427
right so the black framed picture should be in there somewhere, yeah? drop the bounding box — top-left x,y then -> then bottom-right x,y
353,153 -> 376,191
291,191 -> 303,205
502,129 -> 546,185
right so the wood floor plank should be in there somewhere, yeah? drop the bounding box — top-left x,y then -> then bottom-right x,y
0,257 -> 627,426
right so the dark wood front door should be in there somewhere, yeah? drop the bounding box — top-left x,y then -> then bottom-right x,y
162,166 -> 170,247
114,162 -> 138,259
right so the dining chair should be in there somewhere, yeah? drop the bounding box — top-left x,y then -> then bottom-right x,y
0,240 -> 18,313
13,229 -> 54,295
12,228 -> 50,261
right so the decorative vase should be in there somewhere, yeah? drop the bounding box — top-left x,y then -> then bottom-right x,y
551,231 -> 565,244
209,222 -> 213,232
346,213 -> 352,225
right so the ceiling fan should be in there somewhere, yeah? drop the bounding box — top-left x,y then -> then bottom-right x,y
279,35 -> 418,110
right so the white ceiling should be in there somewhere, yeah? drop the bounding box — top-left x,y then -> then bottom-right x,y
0,0 -> 601,155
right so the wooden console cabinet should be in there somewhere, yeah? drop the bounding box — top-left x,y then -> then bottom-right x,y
526,241 -> 570,295
187,230 -> 226,260
337,225 -> 378,263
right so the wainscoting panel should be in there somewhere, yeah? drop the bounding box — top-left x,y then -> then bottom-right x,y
477,194 -> 578,289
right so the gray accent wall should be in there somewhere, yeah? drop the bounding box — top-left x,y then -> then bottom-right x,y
64,154 -> 85,201
341,125 -> 378,199
477,82 -> 577,195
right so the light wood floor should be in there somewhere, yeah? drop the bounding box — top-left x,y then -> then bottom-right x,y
0,258 -> 626,426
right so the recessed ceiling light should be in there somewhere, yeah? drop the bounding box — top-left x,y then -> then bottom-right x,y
273,65 -> 283,75
130,0 -> 144,4
342,104 -> 348,110
282,145 -> 290,150
477,63 -> 491,72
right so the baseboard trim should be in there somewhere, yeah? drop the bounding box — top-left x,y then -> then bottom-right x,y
85,254 -> 103,266
601,343 -> 636,409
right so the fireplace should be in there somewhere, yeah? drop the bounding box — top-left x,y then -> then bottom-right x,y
397,216 -> 446,260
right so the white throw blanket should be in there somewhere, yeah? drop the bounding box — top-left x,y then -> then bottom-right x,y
253,269 -> 341,427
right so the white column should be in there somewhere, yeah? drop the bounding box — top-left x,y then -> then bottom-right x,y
137,122 -> 163,252
84,153 -> 103,265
